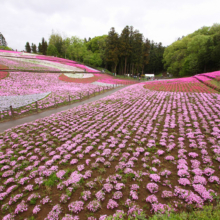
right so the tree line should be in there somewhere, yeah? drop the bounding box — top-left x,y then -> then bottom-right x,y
163,23 -> 220,77
25,38 -> 48,55
45,28 -> 165,75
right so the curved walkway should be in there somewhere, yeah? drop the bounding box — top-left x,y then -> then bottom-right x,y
0,86 -> 127,134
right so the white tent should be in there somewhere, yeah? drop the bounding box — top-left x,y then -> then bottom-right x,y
145,74 -> 154,78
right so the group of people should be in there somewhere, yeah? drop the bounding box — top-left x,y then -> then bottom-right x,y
132,74 -> 141,81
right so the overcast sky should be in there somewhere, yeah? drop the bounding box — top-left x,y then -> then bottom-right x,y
1,0 -> 220,51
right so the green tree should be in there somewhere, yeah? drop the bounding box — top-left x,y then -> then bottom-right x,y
145,41 -> 165,74
119,26 -> 132,74
67,36 -> 87,61
141,38 -> 150,73
47,44 -> 59,56
38,43 -> 42,53
91,53 -> 102,66
41,38 -> 48,55
163,37 -> 188,76
105,27 -> 119,72
83,50 -> 93,65
31,43 -> 37,53
163,23 -> 220,76
86,35 -> 107,53
33,44 -> 37,53
86,35 -> 107,67
0,32 -> 7,47
212,30 -> 220,69
48,30 -> 63,56
61,37 -> 71,59
25,42 -> 31,53
130,30 -> 143,74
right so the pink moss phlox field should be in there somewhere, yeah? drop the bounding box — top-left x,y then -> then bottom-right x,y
143,71 -> 220,93
1,77 -> 220,219
0,50 -> 137,120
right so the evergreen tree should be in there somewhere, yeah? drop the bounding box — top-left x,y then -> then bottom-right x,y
105,27 -> 119,73
0,32 -> 7,47
32,44 -> 37,53
41,38 -> 48,55
31,43 -> 34,53
25,42 -> 31,53
141,38 -> 150,73
145,41 -> 165,74
38,43 -> 42,53
31,43 -> 37,53
131,30 -> 143,74
119,26 -> 132,75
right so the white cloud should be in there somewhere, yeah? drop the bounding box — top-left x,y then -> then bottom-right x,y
1,0 -> 220,51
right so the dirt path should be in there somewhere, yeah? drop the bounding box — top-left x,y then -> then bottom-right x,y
0,86 -> 127,134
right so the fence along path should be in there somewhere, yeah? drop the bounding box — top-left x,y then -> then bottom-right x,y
0,83 -> 132,121
0,85 -> 127,134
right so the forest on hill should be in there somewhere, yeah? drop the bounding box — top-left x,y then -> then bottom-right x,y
46,26 -> 165,75
163,23 -> 220,77
32,23 -> 220,76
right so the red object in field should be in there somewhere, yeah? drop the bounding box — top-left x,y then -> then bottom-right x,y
0,64 -> 9,80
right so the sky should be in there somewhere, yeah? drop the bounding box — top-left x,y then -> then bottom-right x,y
1,0 -> 220,51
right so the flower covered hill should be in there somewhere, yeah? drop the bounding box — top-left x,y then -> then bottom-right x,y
0,50 -> 135,120
0,53 -> 84,72
0,70 -> 106,118
1,83 -> 220,220
59,73 -> 136,85
143,71 -> 220,93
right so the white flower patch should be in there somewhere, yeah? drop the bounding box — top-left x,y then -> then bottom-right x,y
64,73 -> 94,78
0,92 -> 51,111
5,57 -> 83,72
86,66 -> 98,71
0,52 -> 20,57
92,81 -> 114,86
21,52 -> 36,56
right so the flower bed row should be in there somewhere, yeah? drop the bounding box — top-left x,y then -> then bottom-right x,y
0,84 -> 220,219
194,75 -> 220,92
143,74 -> 219,93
